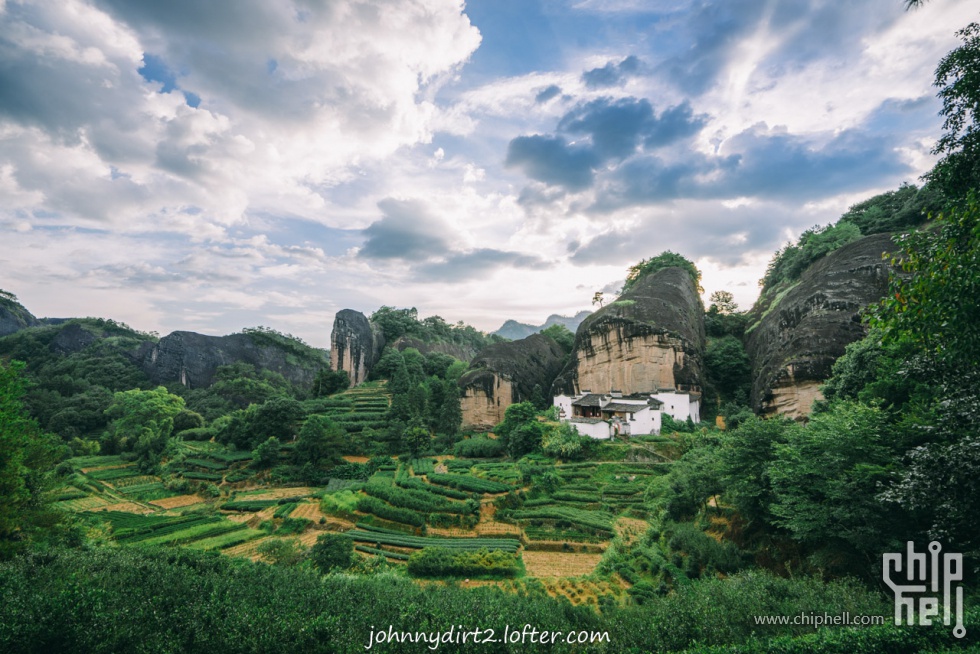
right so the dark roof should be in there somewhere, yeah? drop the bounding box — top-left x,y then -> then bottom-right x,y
602,402 -> 649,413
571,393 -> 606,407
571,417 -> 606,424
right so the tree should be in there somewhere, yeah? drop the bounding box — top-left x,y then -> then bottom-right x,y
708,290 -> 738,314
704,336 -> 751,403
313,369 -> 350,397
294,416 -> 345,466
720,416 -> 792,527
103,387 -> 184,464
252,437 -> 281,469
592,291 -> 604,308
623,251 -> 703,294
927,22 -> 980,201
0,361 -> 64,559
540,324 -> 575,354
405,424 -> 431,458
309,532 -> 354,572
768,403 -> 903,572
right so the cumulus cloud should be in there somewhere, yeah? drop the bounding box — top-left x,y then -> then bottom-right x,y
359,199 -> 454,261
0,0 -> 481,234
581,55 -> 641,88
505,135 -> 599,190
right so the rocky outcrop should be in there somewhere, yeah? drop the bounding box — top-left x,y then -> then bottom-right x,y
745,232 -> 896,419
551,267 -> 705,397
459,333 -> 566,430
0,292 -> 40,337
139,331 -> 328,389
330,309 -> 385,387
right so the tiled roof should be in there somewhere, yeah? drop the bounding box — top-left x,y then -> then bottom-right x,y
602,402 -> 648,413
570,417 -> 606,424
571,393 -> 605,407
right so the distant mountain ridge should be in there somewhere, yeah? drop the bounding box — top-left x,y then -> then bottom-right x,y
493,310 -> 591,340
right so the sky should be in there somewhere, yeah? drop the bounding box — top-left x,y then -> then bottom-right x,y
0,0 -> 974,348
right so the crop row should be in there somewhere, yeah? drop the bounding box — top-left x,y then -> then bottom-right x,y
182,472 -> 223,481
182,458 -> 229,471
396,477 -> 470,500
117,516 -> 220,543
506,507 -> 615,535
220,500 -> 279,512
186,528 -> 265,551
134,521 -> 247,547
427,473 -> 513,494
118,482 -> 166,496
355,496 -> 424,528
346,530 -> 520,552
86,467 -> 140,481
355,545 -> 409,560
274,503 -> 297,519
207,451 -> 255,463
363,481 -> 476,515
87,511 -> 181,531
409,458 -> 435,475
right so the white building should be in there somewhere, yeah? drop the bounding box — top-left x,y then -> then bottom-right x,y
554,389 -> 700,439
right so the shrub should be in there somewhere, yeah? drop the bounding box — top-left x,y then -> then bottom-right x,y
310,533 -> 354,572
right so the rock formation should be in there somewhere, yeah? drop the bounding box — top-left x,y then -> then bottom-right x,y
0,292 -> 39,337
459,333 -> 566,430
330,309 -> 385,387
139,330 -> 328,389
745,232 -> 896,419
551,267 -> 705,397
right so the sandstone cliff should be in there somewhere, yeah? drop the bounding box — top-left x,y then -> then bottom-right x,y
139,330 -> 328,389
551,267 -> 705,397
459,333 -> 566,430
745,232 -> 896,419
330,309 -> 385,386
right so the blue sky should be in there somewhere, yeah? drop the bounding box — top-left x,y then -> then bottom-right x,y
0,0 -> 974,346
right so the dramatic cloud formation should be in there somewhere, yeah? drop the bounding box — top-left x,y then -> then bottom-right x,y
0,0 -> 974,343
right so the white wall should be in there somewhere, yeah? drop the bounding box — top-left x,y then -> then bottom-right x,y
654,391 -> 699,423
630,407 -> 662,435
553,394 -> 573,421
568,420 -> 612,440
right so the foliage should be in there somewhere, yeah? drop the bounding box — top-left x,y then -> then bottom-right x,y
760,221 -> 862,292
839,182 -> 942,235
720,416 -> 792,526
310,532 -> 354,572
872,196 -> 980,368
252,437 -> 281,469
369,306 -> 501,352
347,529 -> 519,552
493,401 -> 543,459
704,335 -> 751,405
427,473 -> 513,494
102,387 -> 185,467
623,251 -> 703,294
0,361 -> 66,559
312,369 -> 350,397
540,323 -> 575,354
768,403 -> 902,572
927,22 -> 980,201
257,538 -> 305,566
452,436 -> 505,458
294,415 -> 345,467
406,546 -> 519,578
541,422 -> 597,461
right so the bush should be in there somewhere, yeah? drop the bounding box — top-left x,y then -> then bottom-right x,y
453,436 -> 505,458
310,533 -> 354,572
406,547 -> 519,578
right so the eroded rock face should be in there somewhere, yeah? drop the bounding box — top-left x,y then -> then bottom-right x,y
551,267 -> 705,397
745,233 -> 896,419
459,333 -> 565,430
330,309 -> 385,387
139,331 -> 328,389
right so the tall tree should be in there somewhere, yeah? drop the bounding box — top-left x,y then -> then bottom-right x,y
0,361 -> 63,559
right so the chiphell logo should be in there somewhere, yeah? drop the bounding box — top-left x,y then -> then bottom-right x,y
883,541 -> 965,638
